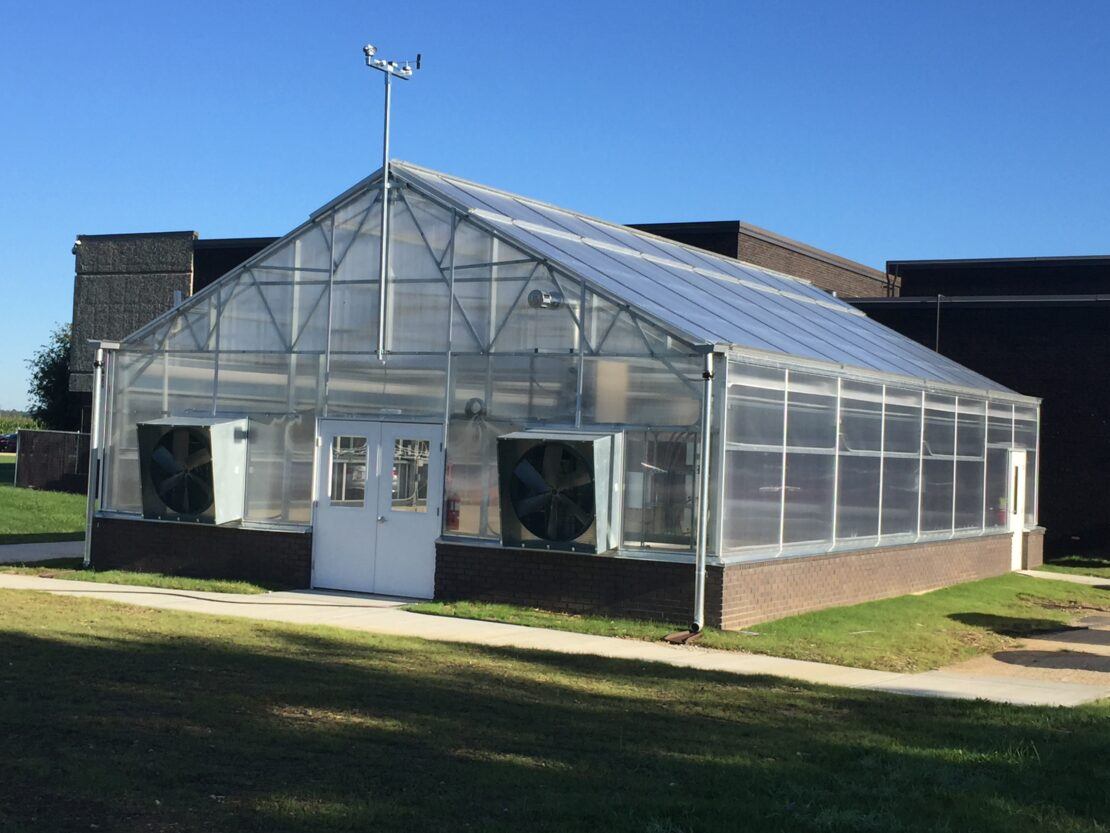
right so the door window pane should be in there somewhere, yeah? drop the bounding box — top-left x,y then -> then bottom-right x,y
392,439 -> 430,512
330,436 -> 368,506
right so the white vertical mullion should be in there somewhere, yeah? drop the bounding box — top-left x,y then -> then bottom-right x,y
877,385 -> 887,542
915,390 -> 926,540
980,401 -> 989,531
829,377 -> 842,551
778,369 -> 789,554
951,396 -> 959,535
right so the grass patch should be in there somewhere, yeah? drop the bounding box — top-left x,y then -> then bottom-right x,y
410,574 -> 1110,673
1,589 -> 1108,832
0,483 -> 86,544
0,452 -> 14,485
0,557 -> 274,594
1042,554 -> 1110,580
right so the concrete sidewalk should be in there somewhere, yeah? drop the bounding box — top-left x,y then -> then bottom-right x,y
1020,569 -> 1110,587
1,572 -> 1108,707
0,540 -> 84,564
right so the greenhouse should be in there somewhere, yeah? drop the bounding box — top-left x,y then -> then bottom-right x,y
86,162 -> 1041,628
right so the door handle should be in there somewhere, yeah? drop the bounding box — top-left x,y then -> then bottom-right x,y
377,515 -> 386,523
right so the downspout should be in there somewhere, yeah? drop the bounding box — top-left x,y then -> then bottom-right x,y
83,344 -> 107,567
691,351 -> 715,632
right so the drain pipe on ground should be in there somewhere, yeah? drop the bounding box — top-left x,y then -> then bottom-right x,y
691,351 -> 715,633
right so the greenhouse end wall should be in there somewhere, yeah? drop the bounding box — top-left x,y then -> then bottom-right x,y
95,176 -> 709,558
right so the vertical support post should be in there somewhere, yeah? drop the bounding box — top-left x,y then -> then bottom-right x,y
692,351 -> 715,633
376,71 -> 392,363
83,346 -> 106,567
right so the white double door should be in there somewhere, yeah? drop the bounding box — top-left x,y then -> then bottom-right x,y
312,419 -> 444,598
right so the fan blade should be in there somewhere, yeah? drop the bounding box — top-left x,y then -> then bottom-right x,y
150,445 -> 182,476
555,492 -> 594,529
155,471 -> 186,499
514,492 -> 552,518
546,500 -> 563,540
555,467 -> 593,490
185,447 -> 212,471
513,459 -> 549,495
541,443 -> 563,483
172,428 -> 190,463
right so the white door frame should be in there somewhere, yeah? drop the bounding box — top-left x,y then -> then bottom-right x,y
1009,449 -> 1027,571
311,417 -> 444,597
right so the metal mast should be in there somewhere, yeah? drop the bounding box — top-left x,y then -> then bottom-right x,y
363,44 -> 420,361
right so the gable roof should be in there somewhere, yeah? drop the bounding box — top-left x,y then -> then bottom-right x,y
389,162 -> 1021,398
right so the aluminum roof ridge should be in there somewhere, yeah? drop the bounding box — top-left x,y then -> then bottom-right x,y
391,160 -> 830,290
467,206 -> 860,317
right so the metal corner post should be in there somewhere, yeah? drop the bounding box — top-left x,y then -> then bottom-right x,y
83,346 -> 107,567
692,351 -> 715,632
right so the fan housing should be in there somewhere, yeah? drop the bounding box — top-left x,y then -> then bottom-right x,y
497,431 -> 622,553
137,417 -> 248,524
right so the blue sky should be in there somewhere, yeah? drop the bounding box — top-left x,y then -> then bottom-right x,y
1,0 -> 1108,409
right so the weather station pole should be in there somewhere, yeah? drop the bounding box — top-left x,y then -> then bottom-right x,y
363,43 -> 421,362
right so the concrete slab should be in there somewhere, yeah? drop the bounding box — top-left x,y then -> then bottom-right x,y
2,573 -> 1108,707
0,540 -> 84,564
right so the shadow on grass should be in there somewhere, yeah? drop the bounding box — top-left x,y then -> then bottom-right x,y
991,649 -> 1110,674
2,604 -> 1110,832
948,612 -> 1084,638
0,531 -> 84,546
0,461 -> 13,485
1046,556 -> 1110,571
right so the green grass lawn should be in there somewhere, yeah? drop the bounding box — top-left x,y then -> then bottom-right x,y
0,590 -> 1107,832
0,557 -> 274,594
0,482 -> 86,544
1041,554 -> 1110,580
0,452 -> 15,485
410,574 -> 1110,673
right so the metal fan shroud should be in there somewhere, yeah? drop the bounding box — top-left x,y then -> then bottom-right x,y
149,427 -> 215,515
508,442 -> 596,542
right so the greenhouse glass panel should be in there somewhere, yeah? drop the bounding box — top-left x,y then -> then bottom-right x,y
956,399 -> 986,456
582,357 -> 701,427
881,456 -> 920,536
987,403 -> 1014,445
786,373 -> 837,450
723,449 -> 783,549
783,451 -> 835,545
727,365 -> 785,446
839,381 -> 883,453
923,395 -> 956,457
837,455 -> 881,539
327,354 -> 447,418
104,351 -> 167,513
623,430 -> 697,551
921,458 -> 955,532
954,459 -> 985,530
883,388 -> 922,454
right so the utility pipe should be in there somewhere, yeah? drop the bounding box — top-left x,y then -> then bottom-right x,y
692,351 -> 715,632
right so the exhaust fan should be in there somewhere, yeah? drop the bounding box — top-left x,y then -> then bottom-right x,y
137,417 -> 248,524
497,431 -> 622,553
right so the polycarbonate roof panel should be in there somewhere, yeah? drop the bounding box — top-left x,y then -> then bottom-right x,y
390,162 -> 1016,395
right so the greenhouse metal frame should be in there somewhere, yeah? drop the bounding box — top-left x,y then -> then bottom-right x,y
85,161 -> 1040,626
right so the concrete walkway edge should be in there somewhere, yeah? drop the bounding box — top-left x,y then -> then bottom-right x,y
1,573 -> 1107,707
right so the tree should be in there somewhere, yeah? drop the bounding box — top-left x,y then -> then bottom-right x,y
26,324 -> 81,431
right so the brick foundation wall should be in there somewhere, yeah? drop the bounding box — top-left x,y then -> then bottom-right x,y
435,543 -> 698,623
1023,528 -> 1045,570
437,534 -> 1013,629
714,534 -> 1012,629
91,516 -> 312,588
